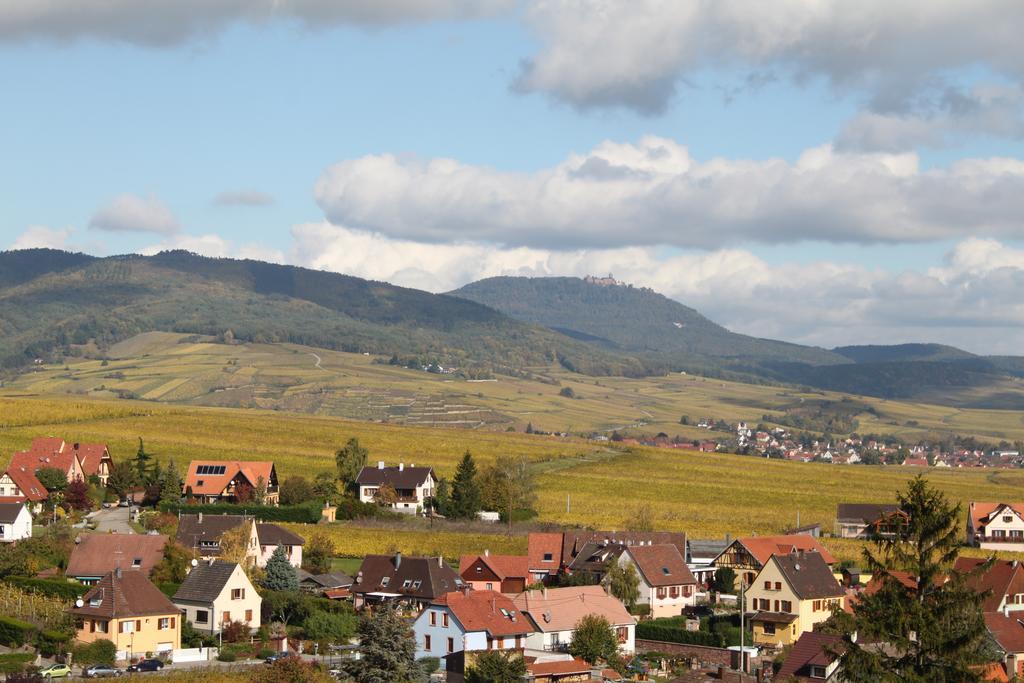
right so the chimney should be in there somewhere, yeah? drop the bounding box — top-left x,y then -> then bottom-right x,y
378,461 -> 385,470
394,551 -> 402,569
74,443 -> 80,450
198,512 -> 203,524
399,463 -> 404,472
543,587 -> 548,600
115,567 -> 122,579
438,556 -> 443,567
208,558 -> 215,566
484,549 -> 489,557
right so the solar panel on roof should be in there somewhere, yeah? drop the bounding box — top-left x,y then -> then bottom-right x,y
195,465 -> 227,475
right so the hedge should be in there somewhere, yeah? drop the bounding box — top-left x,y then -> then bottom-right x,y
635,622 -> 725,647
0,653 -> 34,674
0,616 -> 37,647
1,576 -> 87,601
160,500 -> 322,523
37,629 -> 73,658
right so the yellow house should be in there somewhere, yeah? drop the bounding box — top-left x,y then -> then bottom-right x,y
745,552 -> 844,648
70,569 -> 181,660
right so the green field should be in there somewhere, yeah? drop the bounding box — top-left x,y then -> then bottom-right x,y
5,332 -> 1024,445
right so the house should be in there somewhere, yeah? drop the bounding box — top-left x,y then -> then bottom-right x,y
712,534 -> 836,587
256,523 -> 304,568
175,513 -> 259,565
0,502 -> 32,543
413,589 -> 536,666
955,558 -> 1024,614
565,541 -> 628,582
834,503 -> 904,539
65,533 -> 168,584
746,552 -> 844,648
459,552 -> 530,593
686,538 -> 731,586
69,569 -> 181,660
560,531 -> 687,572
617,544 -> 697,618
182,461 -> 279,504
351,553 -> 463,610
172,560 -> 262,635
511,585 -> 636,655
985,611 -> 1024,680
355,462 -> 436,514
774,631 -> 845,681
0,466 -> 48,512
297,570 -> 353,596
967,503 -> 1024,552
527,533 -> 563,583
9,437 -> 113,485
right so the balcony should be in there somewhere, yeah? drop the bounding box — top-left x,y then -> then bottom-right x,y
976,535 -> 1024,544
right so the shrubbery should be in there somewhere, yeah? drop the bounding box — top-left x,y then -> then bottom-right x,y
0,652 -> 34,674
73,639 -> 116,665
0,616 -> 36,647
160,500 -> 323,523
636,619 -> 725,647
0,577 -> 86,601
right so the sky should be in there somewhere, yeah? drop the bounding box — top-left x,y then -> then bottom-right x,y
4,1 -> 1024,354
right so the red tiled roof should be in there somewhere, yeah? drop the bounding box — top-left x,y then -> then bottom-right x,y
733,535 -> 836,566
72,443 -> 110,478
70,570 -> 179,619
65,534 -> 168,579
510,585 -> 634,633
183,461 -> 276,496
956,557 -> 1024,613
969,502 -> 1024,534
323,587 -> 351,599
625,544 -> 696,588
432,590 -> 535,637
985,612 -> 1024,654
975,662 -> 1010,682
3,466 -> 48,501
775,632 -> 843,680
8,438 -> 111,480
528,533 -> 563,574
459,554 -> 529,581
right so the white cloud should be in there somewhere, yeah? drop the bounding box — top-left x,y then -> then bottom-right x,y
212,190 -> 274,207
516,1 -> 1024,115
8,225 -> 75,250
287,222 -> 1024,354
0,0 -> 512,46
89,193 -> 180,234
314,136 -> 1024,249
140,232 -> 284,263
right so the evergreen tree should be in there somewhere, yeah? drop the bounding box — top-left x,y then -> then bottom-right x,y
466,651 -> 527,683
710,567 -> 736,594
263,545 -> 299,592
134,437 -> 151,482
450,451 -> 481,520
348,605 -> 420,683
838,476 -> 996,682
335,438 -> 368,494
569,614 -> 619,665
604,561 -> 640,611
105,461 -> 137,500
432,478 -> 452,517
160,459 -> 182,505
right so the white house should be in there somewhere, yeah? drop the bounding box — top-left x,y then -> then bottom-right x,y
413,589 -> 535,662
355,462 -> 436,515
511,586 -> 635,655
618,544 -> 697,618
172,561 -> 262,635
968,503 -> 1024,552
255,524 -> 304,568
0,502 -> 32,543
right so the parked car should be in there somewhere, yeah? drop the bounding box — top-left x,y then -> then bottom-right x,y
39,664 -> 72,678
83,664 -> 122,678
118,499 -> 130,507
126,659 -> 164,672
264,652 -> 296,664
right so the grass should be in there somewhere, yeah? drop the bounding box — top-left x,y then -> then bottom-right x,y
329,557 -> 364,575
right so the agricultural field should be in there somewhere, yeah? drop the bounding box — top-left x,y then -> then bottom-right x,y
5,332 -> 1024,444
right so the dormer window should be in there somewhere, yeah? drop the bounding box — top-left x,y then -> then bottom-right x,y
89,597 -> 103,607
662,567 -> 671,575
402,580 -> 412,588
132,558 -> 142,568
380,576 -> 390,587
412,580 -> 421,589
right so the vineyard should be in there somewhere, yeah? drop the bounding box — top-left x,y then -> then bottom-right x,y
0,583 -> 73,632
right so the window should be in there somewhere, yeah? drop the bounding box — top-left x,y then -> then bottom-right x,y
543,553 -> 553,562
810,665 -> 827,678
132,558 -> 142,568
475,566 -> 483,573
813,600 -> 821,611
222,611 -> 231,624
430,611 -> 437,626
774,581 -> 781,590
245,610 -> 252,623
661,566 -> 671,575
486,583 -> 493,590
758,598 -> 770,611
195,610 -> 209,624
656,587 -> 666,599
446,637 -> 454,654
424,635 -> 431,650
683,585 -> 692,597
119,620 -> 135,634
764,581 -> 771,590
762,622 -> 776,635
412,580 -> 422,589
781,600 -> 792,613
402,580 -> 412,589
443,613 -> 449,627
200,540 -> 219,549
94,620 -> 108,634
616,627 -> 628,644
1004,516 -> 1013,524
231,588 -> 245,600
669,586 -> 679,598
380,576 -> 390,587
159,617 -> 173,630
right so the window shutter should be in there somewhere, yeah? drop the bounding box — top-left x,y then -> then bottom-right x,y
136,620 -> 141,632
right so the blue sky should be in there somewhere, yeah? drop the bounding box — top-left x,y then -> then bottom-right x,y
4,2 -> 1024,352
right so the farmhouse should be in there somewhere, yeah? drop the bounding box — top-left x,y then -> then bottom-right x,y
459,551 -> 530,593
351,552 -> 463,610
967,502 -> 1024,552
511,585 -> 636,655
173,560 -> 262,635
9,437 -> 113,485
66,533 -> 168,584
617,544 -> 697,618
834,503 -> 904,539
713,534 -> 836,587
255,523 -> 304,568
0,466 -> 47,512
355,462 -> 436,514
175,514 -> 259,565
527,533 -> 563,583
412,589 -> 535,664
182,460 -> 279,504
746,552 -> 844,648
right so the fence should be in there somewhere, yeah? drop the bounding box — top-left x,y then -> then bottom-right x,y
171,647 -> 218,663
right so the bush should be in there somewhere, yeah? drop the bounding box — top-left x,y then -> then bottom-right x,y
74,638 -> 117,665
419,656 -> 440,674
1,577 -> 87,601
258,648 -> 276,660
160,500 -> 322,523
0,652 -> 34,674
636,621 -> 725,647
222,620 -> 251,643
302,610 -> 357,643
36,629 -> 72,658
217,651 -> 237,662
0,616 -> 36,647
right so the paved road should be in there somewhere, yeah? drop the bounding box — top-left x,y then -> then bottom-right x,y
89,505 -> 134,534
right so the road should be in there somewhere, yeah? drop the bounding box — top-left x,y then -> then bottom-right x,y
310,352 -> 322,369
89,505 -> 134,534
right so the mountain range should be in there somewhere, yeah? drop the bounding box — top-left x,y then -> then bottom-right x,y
1,249 -> 1021,407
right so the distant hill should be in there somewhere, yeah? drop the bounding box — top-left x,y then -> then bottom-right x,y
833,343 -> 976,364
0,250 -> 642,377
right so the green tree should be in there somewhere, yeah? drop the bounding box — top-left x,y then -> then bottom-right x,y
604,561 -> 640,611
134,437 -> 151,482
568,614 -> 619,665
35,467 -> 68,493
466,650 -> 527,683
450,451 -> 481,520
711,567 -> 736,594
432,478 -> 452,517
303,533 -> 334,575
279,476 -> 315,506
348,606 -> 420,683
303,610 -> 357,643
150,541 -> 191,583
263,545 -> 299,592
373,483 -> 399,505
313,472 -> 338,502
480,455 -> 536,533
837,476 -> 996,682
160,459 -> 182,505
105,461 -> 136,500
335,438 -> 368,494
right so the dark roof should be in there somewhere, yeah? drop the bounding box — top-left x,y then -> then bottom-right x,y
175,514 -> 249,556
301,572 -> 353,589
256,523 -> 304,546
687,539 -> 730,560
566,542 -> 627,574
562,531 -> 687,565
773,552 -> 844,600
749,611 -> 798,625
66,533 -> 168,578
173,560 -> 242,603
354,465 -> 435,489
836,503 -> 900,523
0,502 -> 26,524
71,570 -> 178,619
352,554 -> 462,600
626,544 -> 696,587
776,632 -> 844,680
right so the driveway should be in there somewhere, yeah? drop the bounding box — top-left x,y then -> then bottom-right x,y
89,505 -> 134,534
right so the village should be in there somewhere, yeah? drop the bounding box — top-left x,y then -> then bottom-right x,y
0,436 -> 1019,681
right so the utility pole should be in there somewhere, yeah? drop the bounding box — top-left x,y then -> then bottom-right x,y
739,579 -> 745,677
